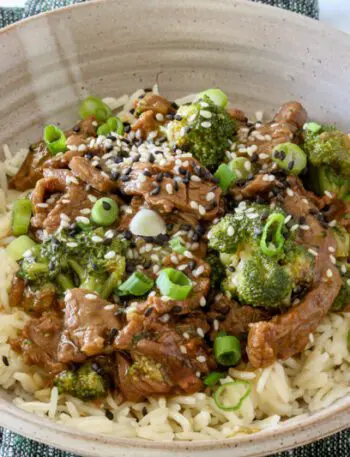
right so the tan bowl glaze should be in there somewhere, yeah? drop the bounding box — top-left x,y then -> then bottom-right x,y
0,0 -> 349,455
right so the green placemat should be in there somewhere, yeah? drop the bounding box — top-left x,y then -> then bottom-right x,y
0,1 -> 348,456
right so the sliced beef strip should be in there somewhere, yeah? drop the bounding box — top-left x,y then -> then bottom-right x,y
115,309 -> 213,400
207,294 -> 271,340
230,173 -> 276,200
31,168 -> 100,233
135,94 -> 176,116
247,235 -> 342,368
69,156 -> 117,193
117,158 -> 222,221
10,311 -> 65,374
57,288 -> 123,364
9,276 -> 56,316
132,111 -> 159,139
9,116 -> 98,191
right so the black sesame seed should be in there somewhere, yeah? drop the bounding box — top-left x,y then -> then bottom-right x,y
174,114 -> 183,121
126,261 -> 136,273
2,355 -> 9,367
188,260 -> 197,270
228,266 -> 235,272
144,307 -> 153,317
211,176 -> 220,184
171,102 -> 179,110
130,108 -> 135,115
138,94 -> 145,99
299,216 -> 306,225
113,156 -> 123,164
288,160 -> 295,170
156,233 -> 169,243
108,328 -> 119,344
172,305 -> 182,314
182,178 -> 190,185
142,407 -> 148,416
216,315 -> 226,322
72,125 -> 81,133
105,144 -> 114,152
84,152 -> 93,160
120,175 -> 130,182
143,236 -> 155,243
123,123 -> 131,133
180,224 -> 192,231
156,173 -> 163,183
166,113 -> 175,120
150,185 -> 161,196
91,362 -> 100,373
143,170 -> 152,177
102,201 -> 112,211
123,230 -> 132,240
124,167 -> 132,175
132,154 -> 141,163
154,150 -> 163,155
144,87 -> 153,92
174,180 -> 179,192
251,153 -> 259,163
149,153 -> 155,163
220,306 -> 231,315
110,171 -> 120,181
166,223 -> 174,232
105,410 -> 114,421
179,167 -> 187,175
107,133 -> 117,141
279,150 -> 286,160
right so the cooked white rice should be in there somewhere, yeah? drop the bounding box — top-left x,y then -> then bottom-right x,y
0,91 -> 349,441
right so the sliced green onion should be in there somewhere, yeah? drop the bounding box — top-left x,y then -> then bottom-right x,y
79,96 -> 112,123
260,212 -> 286,257
196,89 -> 228,108
43,125 -> 67,155
119,271 -> 154,296
12,199 -> 32,236
97,117 -> 124,137
228,157 -> 251,181
91,198 -> 119,226
214,164 -> 236,192
272,142 -> 307,175
57,273 -> 74,291
204,372 -> 224,387
304,122 -> 322,134
169,237 -> 186,254
6,235 -> 37,261
213,380 -> 251,411
214,334 -> 242,366
156,268 -> 192,300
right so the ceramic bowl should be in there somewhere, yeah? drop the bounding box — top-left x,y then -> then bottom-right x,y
0,0 -> 349,455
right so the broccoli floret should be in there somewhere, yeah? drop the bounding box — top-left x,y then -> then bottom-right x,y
223,252 -> 292,308
205,251 -> 226,290
208,203 -> 282,254
332,267 -> 350,311
282,241 -> 315,289
331,227 -> 350,259
303,125 -> 350,198
55,363 -> 107,400
128,355 -> 165,383
166,95 -> 236,170
19,228 -> 128,297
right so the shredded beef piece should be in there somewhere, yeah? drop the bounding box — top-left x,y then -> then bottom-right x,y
9,276 -> 56,316
57,289 -> 123,364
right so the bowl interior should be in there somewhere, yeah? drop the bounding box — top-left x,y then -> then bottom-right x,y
0,0 -> 349,456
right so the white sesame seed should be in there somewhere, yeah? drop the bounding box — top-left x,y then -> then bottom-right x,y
80,208 -> 91,215
75,216 -> 90,225
258,153 -> 269,160
153,265 -> 160,274
326,269 -> 333,278
201,121 -> 211,129
329,254 -> 336,264
324,190 -> 333,198
138,174 -> 147,183
302,198 -> 309,204
61,199 -> 70,204
191,175 -> 201,182
200,110 -> 212,119
198,205 -> 206,216
78,144 -> 87,152
151,254 -> 160,262
60,213 -> 70,222
227,226 -> 234,237
247,213 -> 259,219
183,332 -> 190,339
105,229 -> 115,239
286,188 -> 294,197
165,183 -> 173,194
66,242 -> 78,248
284,215 -> 292,224
87,195 -> 97,203
193,265 -> 205,277
214,319 -> 219,331
328,246 -> 336,253
341,265 -> 347,274
206,192 -> 215,202
159,313 -> 170,323
199,296 -> 206,307
308,248 -> 318,257
37,203 -> 49,208
264,134 -> 272,141
177,264 -> 187,271
347,279 -> 350,287
104,304 -> 115,311
91,235 -> 103,243
190,201 -> 199,210
184,250 -> 194,259
67,145 -> 78,151
104,251 -> 116,259
65,291 -> 72,301
197,328 -> 205,338
290,224 -> 300,232
155,113 -> 164,122
196,355 -> 206,363
328,220 -> 337,227
85,294 -> 97,300
170,255 -> 179,264
262,174 -> 270,182
180,345 -> 187,354
244,161 -> 251,171
300,225 -> 310,231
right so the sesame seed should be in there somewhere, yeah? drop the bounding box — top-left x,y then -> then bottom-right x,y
60,213 -> 70,222
197,328 -> 205,338
300,225 -> 310,231
170,255 -> 179,264
66,242 -> 78,248
328,246 -> 336,253
2,355 -> 9,367
165,183 -> 173,194
105,230 -> 115,239
258,153 -> 269,160
227,226 -> 234,236
104,251 -> 116,259
196,355 -> 206,363
247,213 -> 259,219
284,215 -> 292,224
180,345 -> 187,354
326,269 -> 333,278
340,265 -> 347,274
244,161 -> 251,171
328,220 -> 337,227
329,254 -> 336,264
153,265 -> 160,274
76,216 -> 90,225
347,279 -> 350,287
290,224 -> 300,232
262,174 -> 270,182
214,319 -> 219,331
191,175 -> 201,182
88,195 -> 97,203
37,203 -> 49,208
199,296 -> 206,307
286,188 -> 294,197
159,313 -> 170,323
155,113 -> 164,122
198,205 -> 206,216
184,250 -> 194,259
85,294 -> 97,300
206,191 -> 216,202
201,121 -> 211,128
193,265 -> 205,277
177,264 -> 187,271
104,304 -> 115,311
80,208 -> 91,215
324,190 -> 333,198
190,201 -> 199,210
200,110 -> 212,119
308,248 -> 318,257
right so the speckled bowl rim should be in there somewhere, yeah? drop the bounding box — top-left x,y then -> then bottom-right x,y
0,0 -> 349,454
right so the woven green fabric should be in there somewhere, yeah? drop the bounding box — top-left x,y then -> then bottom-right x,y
0,0 -> 348,456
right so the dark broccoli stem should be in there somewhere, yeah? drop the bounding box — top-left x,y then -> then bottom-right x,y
67,259 -> 85,283
101,271 -> 122,299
